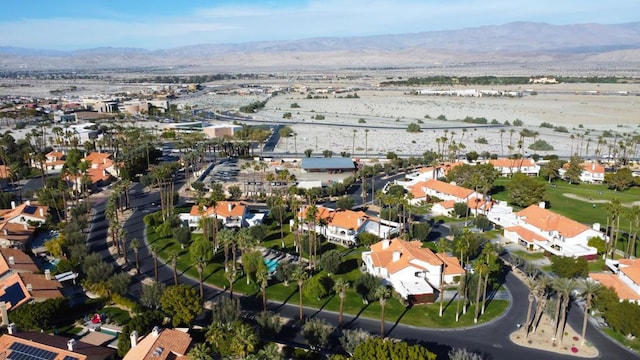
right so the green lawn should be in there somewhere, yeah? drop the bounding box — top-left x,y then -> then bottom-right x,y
602,328 -> 640,352
512,250 -> 546,261
147,221 -> 509,329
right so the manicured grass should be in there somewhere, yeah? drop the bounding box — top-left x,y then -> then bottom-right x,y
102,306 -> 132,326
492,178 -> 640,232
147,220 -> 509,329
602,328 -> 640,352
588,259 -> 606,273
512,250 -> 545,261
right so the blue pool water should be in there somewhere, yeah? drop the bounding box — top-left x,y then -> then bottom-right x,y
264,258 -> 279,273
41,258 -> 60,271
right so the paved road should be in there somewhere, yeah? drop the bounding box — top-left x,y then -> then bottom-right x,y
86,184 -> 639,360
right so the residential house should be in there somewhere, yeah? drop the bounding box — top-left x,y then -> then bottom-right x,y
292,205 -> 399,246
180,201 -> 253,229
589,258 -> 640,304
362,238 -> 464,304
502,204 -> 601,259
407,179 -> 485,215
123,326 -> 191,360
489,158 -> 540,177
65,152 -> 115,191
559,161 -> 605,184
0,271 -> 63,311
0,326 -> 116,360
0,248 -> 39,278
0,201 -> 49,249
45,150 -> 66,171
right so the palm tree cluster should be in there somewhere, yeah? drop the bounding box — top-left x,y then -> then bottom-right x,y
605,199 -> 639,259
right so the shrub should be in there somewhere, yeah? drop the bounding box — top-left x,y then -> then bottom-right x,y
528,139 -> 554,151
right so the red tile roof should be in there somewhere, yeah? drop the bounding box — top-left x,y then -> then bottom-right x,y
516,205 -> 591,238
589,273 -> 640,301
489,158 -> 536,168
368,238 -> 463,276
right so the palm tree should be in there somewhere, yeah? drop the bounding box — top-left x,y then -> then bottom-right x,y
256,342 -> 281,360
374,285 -> 391,337
187,343 -> 213,360
436,238 -> 448,317
231,322 -> 258,358
291,266 -> 308,321
168,251 -> 179,285
480,246 -> 499,315
333,278 -> 350,327
218,229 -> 234,273
606,199 -> 622,259
150,244 -> 159,281
626,205 -> 640,258
523,276 -> 537,337
257,266 -> 269,312
553,278 -> 577,344
579,279 -> 602,345
364,129 -> 369,159
472,259 -> 488,324
131,238 -> 140,272
531,276 -> 549,334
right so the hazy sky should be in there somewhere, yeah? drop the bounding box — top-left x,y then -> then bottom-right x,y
2,0 -> 637,50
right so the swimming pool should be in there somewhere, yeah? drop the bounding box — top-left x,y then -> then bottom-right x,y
264,258 -> 279,273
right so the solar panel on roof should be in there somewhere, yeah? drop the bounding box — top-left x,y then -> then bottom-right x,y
8,342 -> 57,360
22,206 -> 37,215
0,282 -> 27,307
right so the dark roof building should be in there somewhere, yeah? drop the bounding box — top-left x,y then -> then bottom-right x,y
300,158 -> 356,173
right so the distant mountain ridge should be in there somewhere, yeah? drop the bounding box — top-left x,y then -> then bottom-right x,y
2,22 -> 640,72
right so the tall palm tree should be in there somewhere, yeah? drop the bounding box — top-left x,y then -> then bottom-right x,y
257,266 -> 269,312
374,285 -> 391,337
436,238 -> 449,317
131,238 -> 140,271
531,276 -> 549,334
523,276 -> 537,337
553,278 -> 577,344
579,279 -> 602,345
626,205 -> 640,258
195,258 -> 207,298
333,278 -> 350,327
291,266 -> 308,321
364,129 -> 369,159
606,199 -> 622,259
168,251 -> 179,285
472,260 -> 488,324
480,246 -> 499,315
218,229 -> 234,273
150,244 -> 159,281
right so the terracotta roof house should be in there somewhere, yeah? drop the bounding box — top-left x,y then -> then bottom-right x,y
65,152 -> 116,189
489,158 -> 540,177
0,201 -> 49,249
292,205 -> 399,246
0,272 -> 63,311
559,161 -> 605,184
503,204 -> 601,259
362,238 -> 464,304
44,150 -> 66,171
180,201 -> 253,229
123,327 -> 191,360
0,247 -> 39,276
0,327 -> 116,360
589,258 -> 640,304
407,179 -> 481,209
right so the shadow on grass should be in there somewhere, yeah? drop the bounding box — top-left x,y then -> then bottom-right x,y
274,288 -> 299,310
344,302 -> 370,328
338,259 -> 358,274
311,293 -> 335,318
386,304 -> 412,338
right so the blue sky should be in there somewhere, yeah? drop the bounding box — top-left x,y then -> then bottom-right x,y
2,0 -> 638,50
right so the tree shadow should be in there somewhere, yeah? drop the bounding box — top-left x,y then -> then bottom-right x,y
274,288 -> 299,310
386,304 -> 412,337
344,302 -> 370,328
311,293 -> 335,318
337,259 -> 358,274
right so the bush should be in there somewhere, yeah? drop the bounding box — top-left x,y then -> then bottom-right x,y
540,122 -> 554,128
354,273 -> 378,302
553,126 -> 569,133
528,139 -> 554,151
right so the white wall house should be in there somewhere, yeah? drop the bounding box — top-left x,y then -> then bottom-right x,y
590,258 -> 640,304
180,201 -> 252,229
501,204 -> 601,259
361,238 -> 463,304
292,205 -> 399,247
489,158 -> 540,177
559,161 -> 605,184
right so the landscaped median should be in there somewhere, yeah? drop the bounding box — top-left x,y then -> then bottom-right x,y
145,217 -> 509,329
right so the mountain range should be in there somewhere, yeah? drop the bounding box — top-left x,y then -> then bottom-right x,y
2,22 -> 640,73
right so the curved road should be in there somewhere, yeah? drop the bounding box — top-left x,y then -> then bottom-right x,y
87,185 -> 638,360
